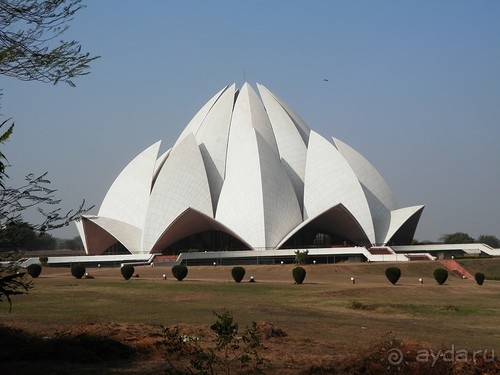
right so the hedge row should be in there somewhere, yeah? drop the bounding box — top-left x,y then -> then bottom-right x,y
49,264 -> 486,286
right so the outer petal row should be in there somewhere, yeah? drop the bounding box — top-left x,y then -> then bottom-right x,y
79,83 -> 423,255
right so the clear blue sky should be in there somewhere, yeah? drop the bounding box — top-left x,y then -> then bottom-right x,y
1,1 -> 499,242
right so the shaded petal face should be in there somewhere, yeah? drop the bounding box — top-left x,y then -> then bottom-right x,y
79,83 -> 423,255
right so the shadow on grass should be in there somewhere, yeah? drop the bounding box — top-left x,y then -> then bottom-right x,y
0,325 -> 136,374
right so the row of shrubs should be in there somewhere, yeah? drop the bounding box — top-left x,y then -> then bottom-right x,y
71,264 -> 192,281
385,266 -> 486,285
25,263 -> 486,286
24,263 -> 190,281
25,263 -> 298,284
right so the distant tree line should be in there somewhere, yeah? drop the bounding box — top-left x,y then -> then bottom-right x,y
414,232 -> 499,248
439,232 -> 499,248
0,221 -> 83,251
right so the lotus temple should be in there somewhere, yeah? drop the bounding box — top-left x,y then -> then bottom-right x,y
46,82 -> 496,267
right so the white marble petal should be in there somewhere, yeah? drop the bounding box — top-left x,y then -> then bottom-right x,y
173,86 -> 228,146
194,84 -> 236,212
384,205 -> 425,245
216,129 -> 302,249
258,83 -> 307,215
142,133 -> 213,251
99,141 -> 161,229
304,131 -> 375,244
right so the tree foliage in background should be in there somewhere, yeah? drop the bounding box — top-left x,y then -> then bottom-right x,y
0,0 -> 99,86
0,123 -> 78,310
0,0 -> 96,250
0,226 -> 82,252
0,219 -> 57,251
440,232 -> 475,244
58,236 -> 84,250
0,223 -> 82,251
0,0 -> 97,311
0,220 -> 35,249
477,235 -> 499,248
0,117 -> 13,185
439,232 -> 499,248
0,168 -> 92,252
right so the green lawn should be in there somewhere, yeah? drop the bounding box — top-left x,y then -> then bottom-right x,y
457,257 -> 500,279
2,261 -> 500,351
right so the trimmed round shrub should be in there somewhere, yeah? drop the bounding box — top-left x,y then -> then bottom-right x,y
27,263 -> 42,278
385,267 -> 401,285
121,264 -> 135,280
292,266 -> 306,284
71,264 -> 86,279
231,266 -> 246,283
172,264 -> 188,281
433,268 -> 448,285
474,272 -> 485,285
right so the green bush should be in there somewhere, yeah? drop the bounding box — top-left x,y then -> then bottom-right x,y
27,264 -> 42,278
292,266 -> 306,284
474,272 -> 485,285
433,268 -> 448,285
71,264 -> 86,279
231,266 -> 245,283
121,264 -> 135,280
162,309 -> 266,374
172,264 -> 188,281
385,267 -> 401,285
294,249 -> 309,265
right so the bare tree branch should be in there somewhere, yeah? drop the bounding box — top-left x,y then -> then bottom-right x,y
0,0 -> 100,86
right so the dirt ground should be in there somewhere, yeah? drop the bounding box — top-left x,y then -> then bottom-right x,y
2,263 -> 500,374
2,319 -> 499,374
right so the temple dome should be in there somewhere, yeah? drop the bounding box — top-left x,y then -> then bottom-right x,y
77,83 -> 424,255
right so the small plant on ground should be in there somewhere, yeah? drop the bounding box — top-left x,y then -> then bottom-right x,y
293,249 -> 309,265
121,264 -> 135,280
433,268 -> 448,285
38,256 -> 48,266
292,266 -> 306,284
474,272 -> 485,285
26,264 -> 42,278
162,309 -> 266,374
172,264 -> 188,281
71,264 -> 86,279
349,301 -> 375,310
385,267 -> 401,285
231,266 -> 245,283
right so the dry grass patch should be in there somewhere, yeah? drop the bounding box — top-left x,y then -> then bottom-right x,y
1,261 -> 500,373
